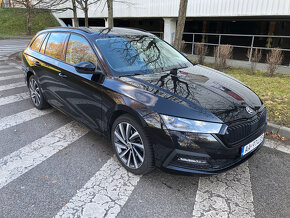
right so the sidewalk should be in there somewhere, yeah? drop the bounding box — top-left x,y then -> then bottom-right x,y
187,54 -> 290,74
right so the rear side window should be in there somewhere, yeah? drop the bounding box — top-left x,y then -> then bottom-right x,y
66,34 -> 98,66
31,33 -> 47,51
45,32 -> 68,60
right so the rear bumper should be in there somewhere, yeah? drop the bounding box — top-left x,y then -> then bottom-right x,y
155,123 -> 266,175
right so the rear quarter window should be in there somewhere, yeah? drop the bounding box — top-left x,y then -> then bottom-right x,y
30,33 -> 47,51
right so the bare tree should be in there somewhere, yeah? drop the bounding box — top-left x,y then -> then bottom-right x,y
71,0 -> 79,27
266,48 -> 283,77
75,0 -> 100,27
247,48 -> 262,74
107,0 -> 113,28
14,0 -> 65,35
173,0 -> 188,51
195,43 -> 208,65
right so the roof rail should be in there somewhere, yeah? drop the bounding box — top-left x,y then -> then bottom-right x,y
45,26 -> 92,33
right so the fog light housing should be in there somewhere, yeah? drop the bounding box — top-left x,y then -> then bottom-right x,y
177,157 -> 208,164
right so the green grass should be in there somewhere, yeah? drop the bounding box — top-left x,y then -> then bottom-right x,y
198,62 -> 290,127
0,8 -> 59,39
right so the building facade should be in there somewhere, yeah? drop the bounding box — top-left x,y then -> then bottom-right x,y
55,0 -> 290,64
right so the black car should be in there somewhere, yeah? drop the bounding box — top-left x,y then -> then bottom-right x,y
22,27 -> 266,175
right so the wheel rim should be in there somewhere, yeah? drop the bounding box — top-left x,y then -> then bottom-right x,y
114,122 -> 145,169
29,78 -> 41,106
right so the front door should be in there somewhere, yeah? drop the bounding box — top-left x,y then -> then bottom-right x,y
56,33 -> 104,132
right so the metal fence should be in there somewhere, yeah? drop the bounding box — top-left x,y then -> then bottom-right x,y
150,31 -> 290,66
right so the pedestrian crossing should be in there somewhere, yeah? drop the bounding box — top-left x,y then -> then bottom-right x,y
0,39 -> 30,61
0,61 -> 289,218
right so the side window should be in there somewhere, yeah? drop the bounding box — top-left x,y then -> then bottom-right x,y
31,33 -> 47,51
45,32 -> 68,60
66,34 -> 98,66
40,33 -> 49,54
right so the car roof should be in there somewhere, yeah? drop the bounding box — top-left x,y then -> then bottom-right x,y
42,26 -> 154,39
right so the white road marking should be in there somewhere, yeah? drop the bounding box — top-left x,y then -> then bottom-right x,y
0,92 -> 30,106
0,121 -> 89,189
0,74 -> 23,81
0,65 -> 15,70
264,138 -> 290,154
0,81 -> 26,91
0,68 -> 21,74
55,157 -> 141,218
192,162 -> 255,218
0,108 -> 54,131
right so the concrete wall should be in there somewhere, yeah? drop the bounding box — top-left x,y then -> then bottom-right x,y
54,0 -> 290,19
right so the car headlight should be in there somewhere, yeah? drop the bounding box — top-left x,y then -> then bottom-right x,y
160,114 -> 227,134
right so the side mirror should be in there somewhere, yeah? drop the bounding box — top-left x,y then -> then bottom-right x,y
74,61 -> 96,74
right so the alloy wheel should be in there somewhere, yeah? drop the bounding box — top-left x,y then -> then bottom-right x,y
29,78 -> 41,106
114,122 -> 145,169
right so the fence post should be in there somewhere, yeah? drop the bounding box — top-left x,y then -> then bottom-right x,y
191,34 -> 195,55
249,36 -> 255,62
217,34 -> 221,58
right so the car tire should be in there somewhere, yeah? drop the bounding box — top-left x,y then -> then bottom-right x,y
28,75 -> 50,110
111,114 -> 154,175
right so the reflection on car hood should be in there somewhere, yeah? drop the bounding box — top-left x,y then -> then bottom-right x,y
116,65 -> 263,123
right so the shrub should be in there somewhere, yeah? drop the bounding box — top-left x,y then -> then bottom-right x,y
247,48 -> 262,74
266,48 -> 283,77
214,45 -> 233,69
195,43 -> 208,65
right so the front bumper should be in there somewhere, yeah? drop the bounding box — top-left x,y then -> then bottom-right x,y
149,123 -> 266,175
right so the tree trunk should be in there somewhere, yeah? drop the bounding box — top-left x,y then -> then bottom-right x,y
72,0 -> 79,27
84,8 -> 88,27
107,0 -> 113,29
173,0 -> 188,51
27,7 -> 32,35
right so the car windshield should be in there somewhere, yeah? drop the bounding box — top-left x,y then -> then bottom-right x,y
95,35 -> 192,76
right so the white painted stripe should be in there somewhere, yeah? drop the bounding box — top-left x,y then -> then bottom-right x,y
0,47 -> 25,50
0,108 -> 54,131
0,81 -> 26,91
8,63 -> 22,70
0,65 -> 13,70
192,162 -> 255,218
0,69 -> 21,74
55,157 -> 141,218
0,74 -> 23,81
0,121 -> 89,189
0,92 -> 29,106
264,139 -> 290,154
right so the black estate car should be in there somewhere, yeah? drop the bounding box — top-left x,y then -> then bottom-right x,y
22,27 -> 267,175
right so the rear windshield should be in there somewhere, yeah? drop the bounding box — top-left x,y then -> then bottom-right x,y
95,35 -> 192,76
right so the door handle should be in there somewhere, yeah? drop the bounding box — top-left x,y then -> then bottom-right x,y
34,61 -> 41,66
58,73 -> 67,78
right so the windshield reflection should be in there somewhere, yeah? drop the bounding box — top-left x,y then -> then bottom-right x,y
95,34 -> 191,76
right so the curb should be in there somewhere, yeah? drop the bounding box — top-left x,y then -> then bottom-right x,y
267,123 -> 290,139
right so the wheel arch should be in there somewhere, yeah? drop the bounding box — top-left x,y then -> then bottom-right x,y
106,104 -> 148,139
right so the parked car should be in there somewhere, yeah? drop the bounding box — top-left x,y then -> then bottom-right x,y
22,27 -> 267,175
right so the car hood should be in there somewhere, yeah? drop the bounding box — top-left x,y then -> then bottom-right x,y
114,65 -> 263,123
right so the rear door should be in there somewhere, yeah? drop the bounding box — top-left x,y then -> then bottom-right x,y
38,32 -> 70,111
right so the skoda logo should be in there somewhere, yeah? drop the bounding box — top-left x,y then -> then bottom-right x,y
246,106 -> 254,114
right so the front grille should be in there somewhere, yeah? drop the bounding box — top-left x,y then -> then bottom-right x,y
222,109 -> 266,145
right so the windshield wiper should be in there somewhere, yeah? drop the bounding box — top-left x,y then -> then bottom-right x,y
119,73 -> 142,77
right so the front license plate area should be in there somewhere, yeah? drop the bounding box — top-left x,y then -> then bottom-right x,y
241,133 -> 264,157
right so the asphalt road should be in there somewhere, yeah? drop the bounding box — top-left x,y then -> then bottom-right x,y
0,40 -> 289,218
